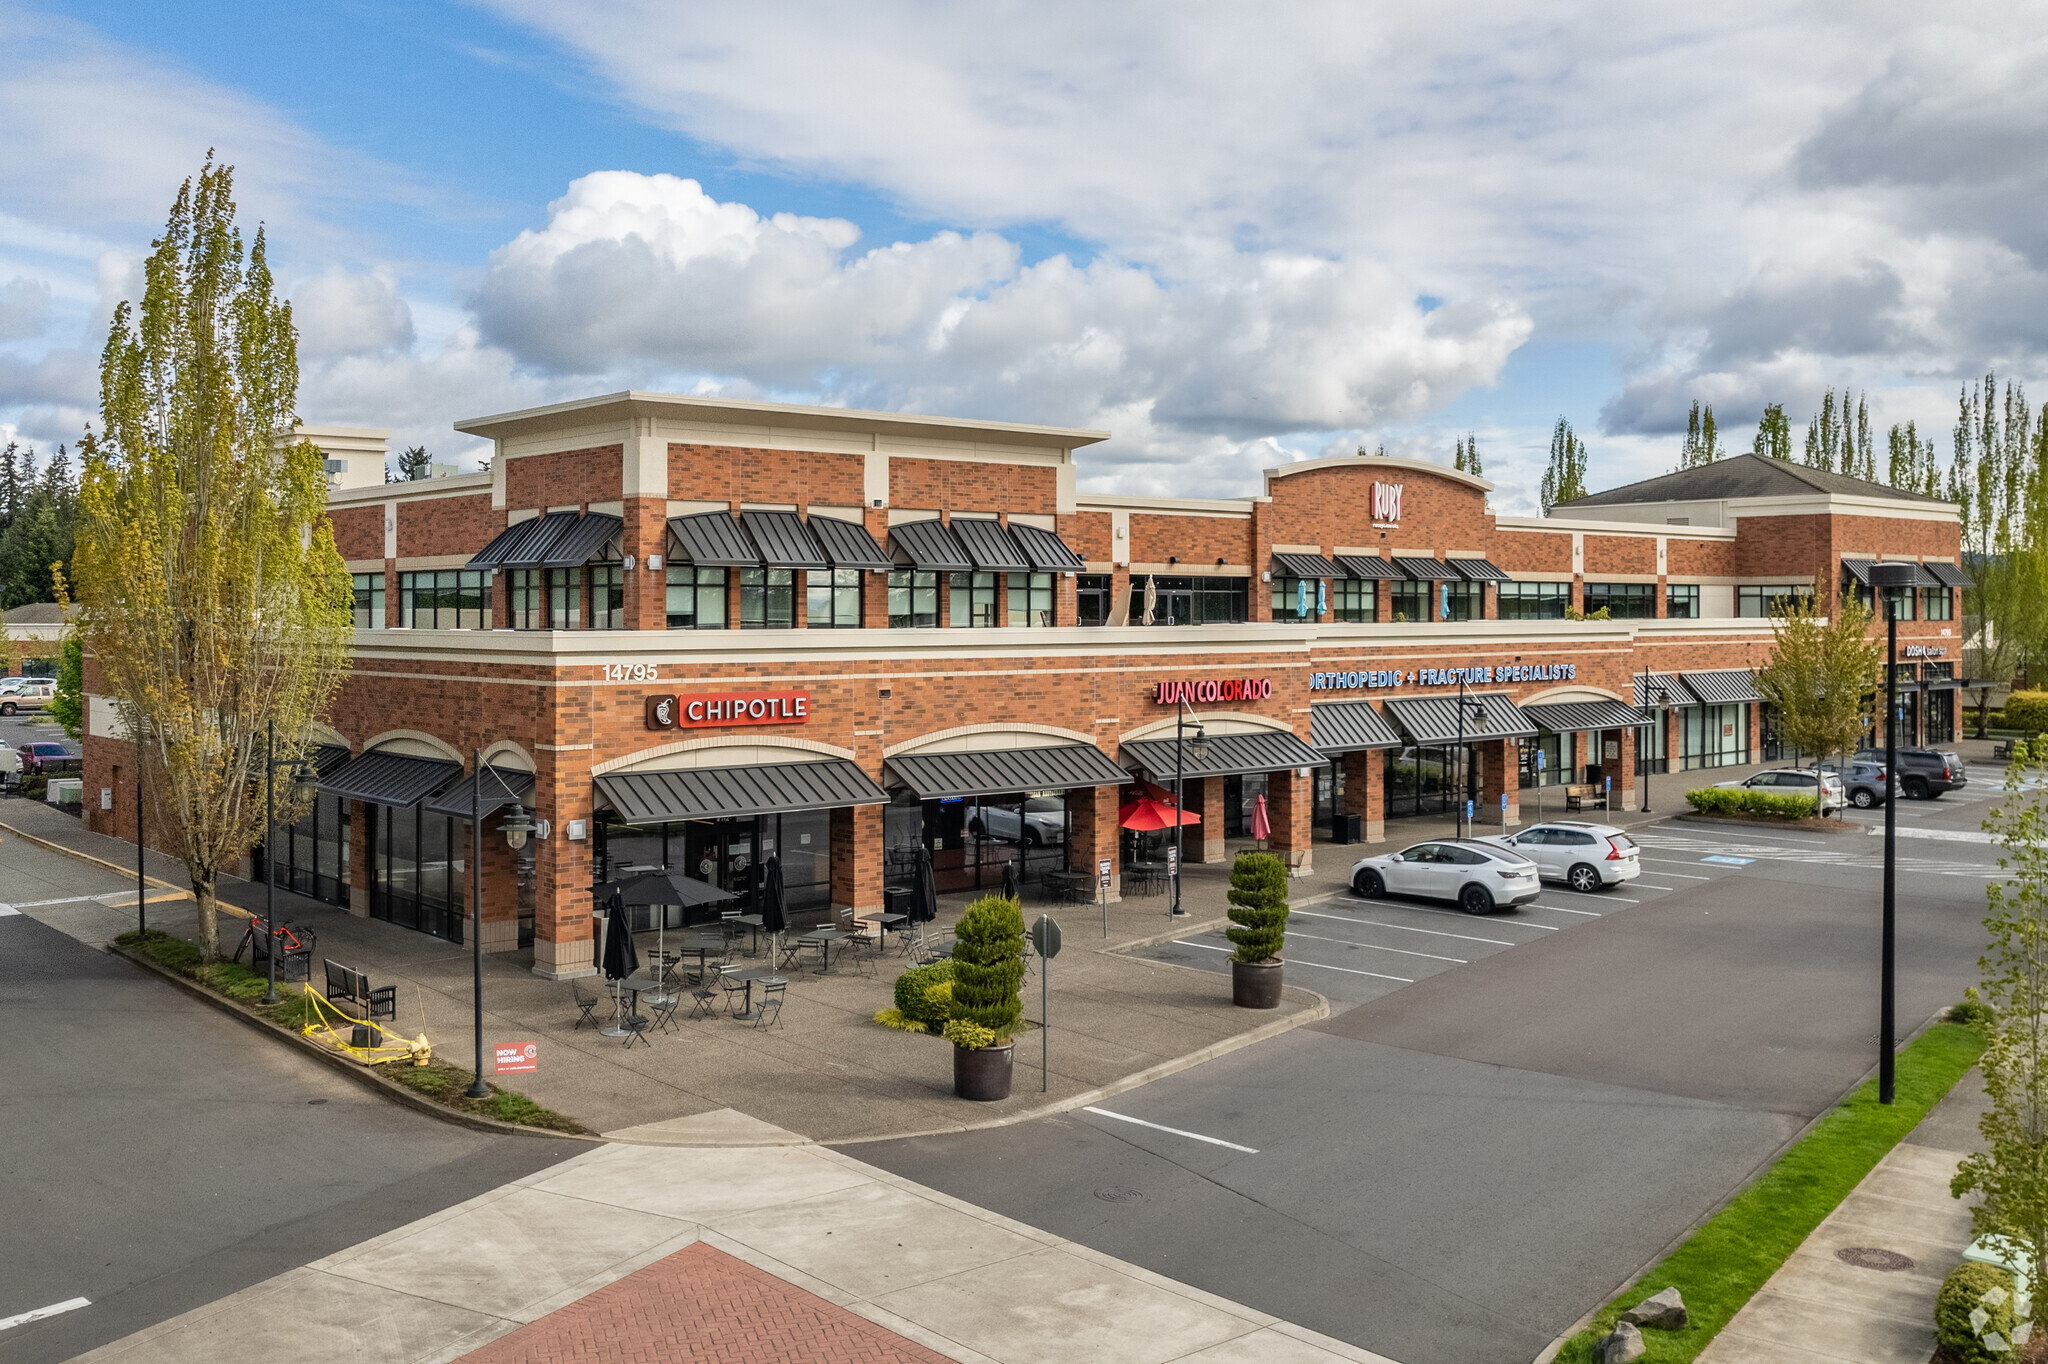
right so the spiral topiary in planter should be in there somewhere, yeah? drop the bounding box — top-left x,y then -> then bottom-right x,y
1227,852 -> 1289,1008
949,895 -> 1024,1099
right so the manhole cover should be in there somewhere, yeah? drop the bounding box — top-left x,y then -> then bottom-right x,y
1094,1186 -> 1145,1204
1836,1246 -> 1915,1272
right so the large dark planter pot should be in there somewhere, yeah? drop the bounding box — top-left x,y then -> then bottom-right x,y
1232,958 -> 1284,1009
954,1042 -> 1015,1101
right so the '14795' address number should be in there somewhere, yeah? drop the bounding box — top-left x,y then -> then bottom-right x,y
601,663 -> 660,682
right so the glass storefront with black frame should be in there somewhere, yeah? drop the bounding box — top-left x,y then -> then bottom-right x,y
885,789 -> 1071,896
592,810 -> 833,929
264,790 -> 351,908
365,800 -> 463,941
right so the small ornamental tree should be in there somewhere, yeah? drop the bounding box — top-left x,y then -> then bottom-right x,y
46,630 -> 82,739
1754,590 -> 1879,793
949,895 -> 1024,1045
1226,852 -> 1289,963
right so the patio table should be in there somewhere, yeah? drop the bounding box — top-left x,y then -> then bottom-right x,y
797,927 -> 848,976
717,964 -> 779,1018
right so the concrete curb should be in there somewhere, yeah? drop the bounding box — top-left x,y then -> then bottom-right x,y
105,940 -> 600,1145
0,815 -> 195,899
1103,913 -> 1233,953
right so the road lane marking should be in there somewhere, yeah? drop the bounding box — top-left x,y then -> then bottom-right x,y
1172,940 -> 1414,981
1082,1106 -> 1259,1153
1875,827 -> 1996,843
0,1297 -> 90,1331
1281,929 -> 1466,962
1290,911 -> 1514,946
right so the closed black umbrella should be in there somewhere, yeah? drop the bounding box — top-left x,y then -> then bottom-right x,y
598,889 -> 641,1037
914,845 -> 939,924
761,856 -> 788,936
1001,859 -> 1018,902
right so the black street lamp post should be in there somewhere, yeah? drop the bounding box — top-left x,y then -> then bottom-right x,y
1170,698 -> 1210,919
467,754 -> 536,1100
1639,668 -> 1670,814
1870,561 -> 1917,1105
1452,676 -> 1487,840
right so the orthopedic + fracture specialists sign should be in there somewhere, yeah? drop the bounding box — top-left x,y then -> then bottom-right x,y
1309,661 -> 1579,692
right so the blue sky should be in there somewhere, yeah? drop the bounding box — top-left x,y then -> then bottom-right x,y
2,3 -> 2037,510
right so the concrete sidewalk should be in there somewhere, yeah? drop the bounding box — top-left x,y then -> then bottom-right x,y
74,1128 -> 1398,1364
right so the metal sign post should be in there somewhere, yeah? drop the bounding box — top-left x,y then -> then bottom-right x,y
1536,750 -> 1545,821
1501,791 -> 1509,835
1030,916 -> 1062,1092
1164,845 -> 1179,921
1097,857 -> 1111,937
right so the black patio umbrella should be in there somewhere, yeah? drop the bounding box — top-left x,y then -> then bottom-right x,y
760,856 -> 788,936
914,845 -> 940,924
1001,859 -> 1018,902
600,890 -> 641,980
593,872 -> 733,909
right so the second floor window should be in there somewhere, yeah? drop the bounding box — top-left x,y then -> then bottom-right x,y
1583,582 -> 1654,619
741,567 -> 795,629
807,569 -> 862,628
1270,576 -> 1313,623
1924,586 -> 1953,620
1077,574 -> 1112,626
949,571 -> 998,628
1496,582 -> 1569,620
590,565 -> 624,630
889,569 -> 939,628
547,567 -> 582,630
510,569 -> 543,629
1007,572 -> 1053,627
1666,583 -> 1700,619
1390,580 -> 1430,622
1443,580 -> 1483,622
400,570 -> 490,630
666,565 -> 726,629
352,572 -> 385,630
1881,584 -> 1915,620
1738,585 -> 1811,617
1332,578 -> 1374,623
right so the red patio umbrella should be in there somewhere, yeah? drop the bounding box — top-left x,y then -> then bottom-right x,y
1119,797 -> 1201,831
1251,793 -> 1272,843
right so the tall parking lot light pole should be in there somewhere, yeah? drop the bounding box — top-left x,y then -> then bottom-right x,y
1870,561 -> 1917,1105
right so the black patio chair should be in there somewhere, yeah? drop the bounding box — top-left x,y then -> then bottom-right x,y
752,978 -> 787,1030
570,977 -> 603,1030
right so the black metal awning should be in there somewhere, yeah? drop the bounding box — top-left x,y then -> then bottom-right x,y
1309,701 -> 1402,753
808,515 -> 892,570
466,511 -> 578,570
668,512 -> 761,567
1335,554 -> 1402,580
1383,693 -> 1538,745
1683,670 -> 1761,704
467,520 -> 528,570
742,510 -> 828,569
1448,558 -> 1510,581
1633,671 -> 1699,709
310,744 -> 353,775
1925,560 -> 1972,589
949,518 -> 1030,571
317,749 -> 461,806
1009,522 -> 1087,571
1522,699 -> 1654,733
1120,729 -> 1328,780
424,766 -> 536,819
595,759 -> 889,825
885,743 -> 1131,799
1841,557 -> 1875,585
1272,551 -> 1340,579
889,518 -> 974,572
1391,556 -> 1453,580
537,513 -> 623,569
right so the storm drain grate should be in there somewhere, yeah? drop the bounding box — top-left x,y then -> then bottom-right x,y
1094,1186 -> 1145,1204
1836,1246 -> 1915,1272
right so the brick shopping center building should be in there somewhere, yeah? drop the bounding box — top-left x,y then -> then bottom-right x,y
80,393 -> 1967,979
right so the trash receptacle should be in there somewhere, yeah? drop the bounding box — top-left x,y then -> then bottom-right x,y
1331,813 -> 1362,844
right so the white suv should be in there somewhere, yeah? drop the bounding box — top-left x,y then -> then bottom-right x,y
1481,822 -> 1641,892
1715,767 -> 1845,814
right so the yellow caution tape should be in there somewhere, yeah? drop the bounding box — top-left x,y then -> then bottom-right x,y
292,984 -> 432,1066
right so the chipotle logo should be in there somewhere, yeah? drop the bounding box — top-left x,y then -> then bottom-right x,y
646,691 -> 811,730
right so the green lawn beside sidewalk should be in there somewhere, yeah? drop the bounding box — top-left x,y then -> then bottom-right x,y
1555,1021 -> 1985,1363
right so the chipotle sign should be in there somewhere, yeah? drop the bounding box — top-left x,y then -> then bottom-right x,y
646,692 -> 811,730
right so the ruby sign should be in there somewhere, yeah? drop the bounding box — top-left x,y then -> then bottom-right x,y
494,1041 -> 538,1074
646,691 -> 811,730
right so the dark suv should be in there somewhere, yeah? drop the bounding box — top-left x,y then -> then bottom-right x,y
1853,746 -> 1965,799
1818,759 -> 1889,808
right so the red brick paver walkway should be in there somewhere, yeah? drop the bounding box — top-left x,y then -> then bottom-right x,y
457,1241 -> 957,1363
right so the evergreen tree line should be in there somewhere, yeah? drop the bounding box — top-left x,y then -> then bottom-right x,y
0,440 -> 80,608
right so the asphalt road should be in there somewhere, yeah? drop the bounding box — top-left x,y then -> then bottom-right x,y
860,768 -> 2011,1364
0,894 -> 574,1361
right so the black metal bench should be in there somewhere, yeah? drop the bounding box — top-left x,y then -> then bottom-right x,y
322,958 -> 396,1022
235,915 -> 314,980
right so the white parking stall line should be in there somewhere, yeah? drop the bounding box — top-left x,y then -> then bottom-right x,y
0,905 -> 16,916
1533,904 -> 1601,916
1173,939 -> 1415,981
0,1297 -> 90,1331
1282,929 -> 1466,963
1292,910 -> 1515,946
1348,895 -> 1559,928
1583,893 -> 1639,903
1639,858 -> 1722,870
1083,1106 -> 1259,1153
1634,883 -> 1677,891
1878,827 -> 1997,843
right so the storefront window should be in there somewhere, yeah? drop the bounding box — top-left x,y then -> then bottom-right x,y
1923,586 -> 1953,621
1665,583 -> 1700,619
1077,574 -> 1112,626
667,565 -> 726,629
400,570 -> 491,630
1443,580 -> 1483,622
1006,572 -> 1053,626
805,568 -> 863,628
741,567 -> 796,628
1682,703 -> 1749,769
591,811 -> 832,928
889,569 -> 939,628
1583,582 -> 1654,619
1141,575 -> 1248,625
1332,578 -> 1375,623
1271,576 -> 1311,623
1737,585 -> 1810,617
1384,745 -> 1470,817
1880,584 -> 1915,620
1195,577 -> 1249,623
948,571 -> 998,627
1391,580 -> 1430,622
547,567 -> 583,630
1636,713 -> 1668,774
267,792 -> 350,907
370,801 -> 463,941
1497,582 -> 1569,620
352,572 -> 385,630
590,565 -> 625,629
889,788 -> 1071,895
510,569 -> 543,629
1521,732 -> 1569,787
1925,688 -> 1955,743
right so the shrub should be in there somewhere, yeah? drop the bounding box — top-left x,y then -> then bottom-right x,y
1936,1260 -> 2019,1364
950,895 -> 1024,1043
873,1007 -> 929,1034
942,1018 -> 997,1050
1951,987 -> 1996,1028
892,960 -> 956,1031
1226,852 -> 1289,963
2003,690 -> 2048,734
1684,787 -> 1819,820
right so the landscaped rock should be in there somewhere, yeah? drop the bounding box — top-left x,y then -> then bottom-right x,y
1593,1321 -> 1646,1364
1621,1286 -> 1689,1330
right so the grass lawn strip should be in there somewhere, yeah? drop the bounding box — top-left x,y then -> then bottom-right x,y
1554,1021 -> 1986,1363
114,928 -> 591,1135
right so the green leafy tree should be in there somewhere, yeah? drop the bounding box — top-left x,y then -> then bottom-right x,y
391,442 -> 433,482
1752,403 -> 1793,460
1753,591 -> 1879,795
46,631 -> 82,739
1800,388 -> 1875,478
1888,420 -> 1941,496
949,895 -> 1024,1043
1226,851 -> 1290,963
73,156 -> 354,962
1454,435 -> 1483,476
1680,400 -> 1721,467
1540,417 -> 1589,513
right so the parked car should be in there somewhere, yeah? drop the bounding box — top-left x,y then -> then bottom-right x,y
1715,767 -> 1846,814
0,678 -> 54,715
18,741 -> 81,775
1350,839 -> 1542,915
1478,821 -> 1641,892
969,796 -> 1068,847
1852,746 -> 1965,800
0,739 -> 16,778
1816,759 -> 1890,809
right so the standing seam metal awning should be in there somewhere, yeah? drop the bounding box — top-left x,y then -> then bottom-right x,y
1271,551 -> 1340,578
885,743 -> 1132,799
1448,558 -> 1510,581
1521,699 -> 1654,733
1683,670 -> 1762,704
1309,701 -> 1402,753
1391,556 -> 1453,580
808,515 -> 893,570
1925,561 -> 1972,589
538,513 -> 623,569
1383,693 -> 1538,745
310,744 -> 353,776
467,520 -> 529,569
317,750 -> 462,806
1120,729 -> 1328,780
1841,557 -> 1876,585
889,518 -> 974,572
668,512 -> 761,567
949,517 -> 1030,571
466,511 -> 578,571
1634,672 -> 1699,709
424,766 -> 536,819
742,510 -> 828,569
1008,522 -> 1088,571
595,759 -> 889,825
1336,554 -> 1402,580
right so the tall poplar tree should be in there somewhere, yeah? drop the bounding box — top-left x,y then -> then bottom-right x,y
1540,417 -> 1589,514
1752,402 -> 1793,460
1680,401 -> 1721,467
1453,434 -> 1483,476
74,157 -> 354,962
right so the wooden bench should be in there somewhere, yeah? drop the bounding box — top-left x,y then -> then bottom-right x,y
322,958 -> 397,1022
1563,784 -> 1609,813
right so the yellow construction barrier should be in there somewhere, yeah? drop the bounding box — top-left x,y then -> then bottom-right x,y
293,984 -> 433,1067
